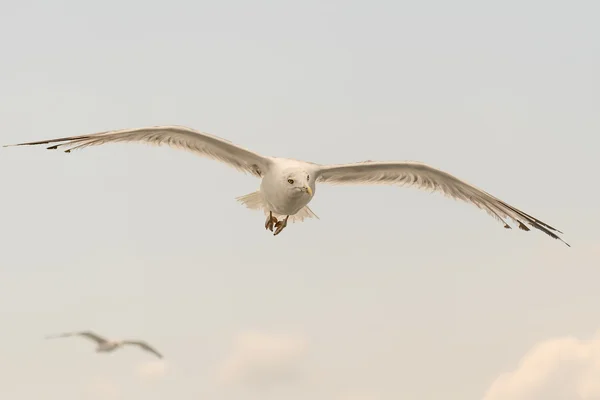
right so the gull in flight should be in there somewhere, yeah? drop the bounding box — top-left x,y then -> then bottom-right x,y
5,125 -> 568,245
45,330 -> 163,359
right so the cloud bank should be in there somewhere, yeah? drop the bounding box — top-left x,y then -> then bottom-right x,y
217,330 -> 308,387
136,360 -> 168,379
484,331 -> 600,400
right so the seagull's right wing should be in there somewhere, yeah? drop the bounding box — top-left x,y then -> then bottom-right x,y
122,340 -> 163,359
316,160 -> 569,246
46,330 -> 109,344
5,125 -> 272,178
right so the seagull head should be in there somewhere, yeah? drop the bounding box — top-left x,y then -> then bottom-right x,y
284,170 -> 314,197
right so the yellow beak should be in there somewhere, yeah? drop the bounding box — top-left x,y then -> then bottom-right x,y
305,186 -> 313,196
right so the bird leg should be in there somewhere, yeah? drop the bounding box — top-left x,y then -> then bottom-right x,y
265,211 -> 278,232
274,215 -> 289,236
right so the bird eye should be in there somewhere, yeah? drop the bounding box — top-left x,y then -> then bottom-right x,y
287,179 -> 294,184
307,175 -> 309,181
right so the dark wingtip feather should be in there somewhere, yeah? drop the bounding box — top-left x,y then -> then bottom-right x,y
7,140 -> 54,147
498,199 -> 562,233
494,199 -> 569,246
4,134 -> 93,149
525,221 -> 570,247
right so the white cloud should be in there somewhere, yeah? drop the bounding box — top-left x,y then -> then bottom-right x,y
136,360 -> 168,379
84,377 -> 121,400
217,330 -> 308,387
484,331 -> 600,400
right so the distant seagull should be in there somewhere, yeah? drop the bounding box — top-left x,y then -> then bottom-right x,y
5,125 -> 568,245
45,330 -> 163,359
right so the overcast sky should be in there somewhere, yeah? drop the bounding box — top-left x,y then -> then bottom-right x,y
1,0 -> 598,399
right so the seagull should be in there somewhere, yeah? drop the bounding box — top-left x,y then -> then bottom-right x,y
5,125 -> 568,245
45,330 -> 163,359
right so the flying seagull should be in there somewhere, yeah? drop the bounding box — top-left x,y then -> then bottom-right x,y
5,125 -> 568,245
45,330 -> 163,359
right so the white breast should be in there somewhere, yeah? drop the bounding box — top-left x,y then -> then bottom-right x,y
260,179 -> 309,215
259,160 -> 314,216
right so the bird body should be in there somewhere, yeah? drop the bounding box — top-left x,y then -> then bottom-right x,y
5,125 -> 568,245
96,340 -> 122,353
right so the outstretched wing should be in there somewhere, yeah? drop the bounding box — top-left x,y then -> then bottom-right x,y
5,125 -> 272,178
45,330 -> 109,344
122,340 -> 163,359
316,161 -> 569,246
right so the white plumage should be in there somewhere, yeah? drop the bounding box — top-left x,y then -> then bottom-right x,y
5,125 -> 568,245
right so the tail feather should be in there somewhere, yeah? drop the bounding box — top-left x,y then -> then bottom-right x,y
235,191 -> 319,223
235,191 -> 264,211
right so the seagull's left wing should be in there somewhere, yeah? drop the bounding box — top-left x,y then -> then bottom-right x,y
316,161 -> 569,246
4,125 -> 272,178
45,330 -> 109,344
122,340 -> 163,359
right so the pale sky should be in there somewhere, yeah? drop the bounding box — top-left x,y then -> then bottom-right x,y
0,0 -> 598,399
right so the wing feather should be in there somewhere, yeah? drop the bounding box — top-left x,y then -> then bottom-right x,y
316,161 -> 568,246
45,330 -> 109,344
5,125 -> 271,178
122,340 -> 163,358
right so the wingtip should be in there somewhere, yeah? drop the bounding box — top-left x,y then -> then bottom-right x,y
4,142 -> 42,148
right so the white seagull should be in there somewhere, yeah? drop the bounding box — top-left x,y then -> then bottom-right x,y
45,330 -> 163,359
5,125 -> 568,245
